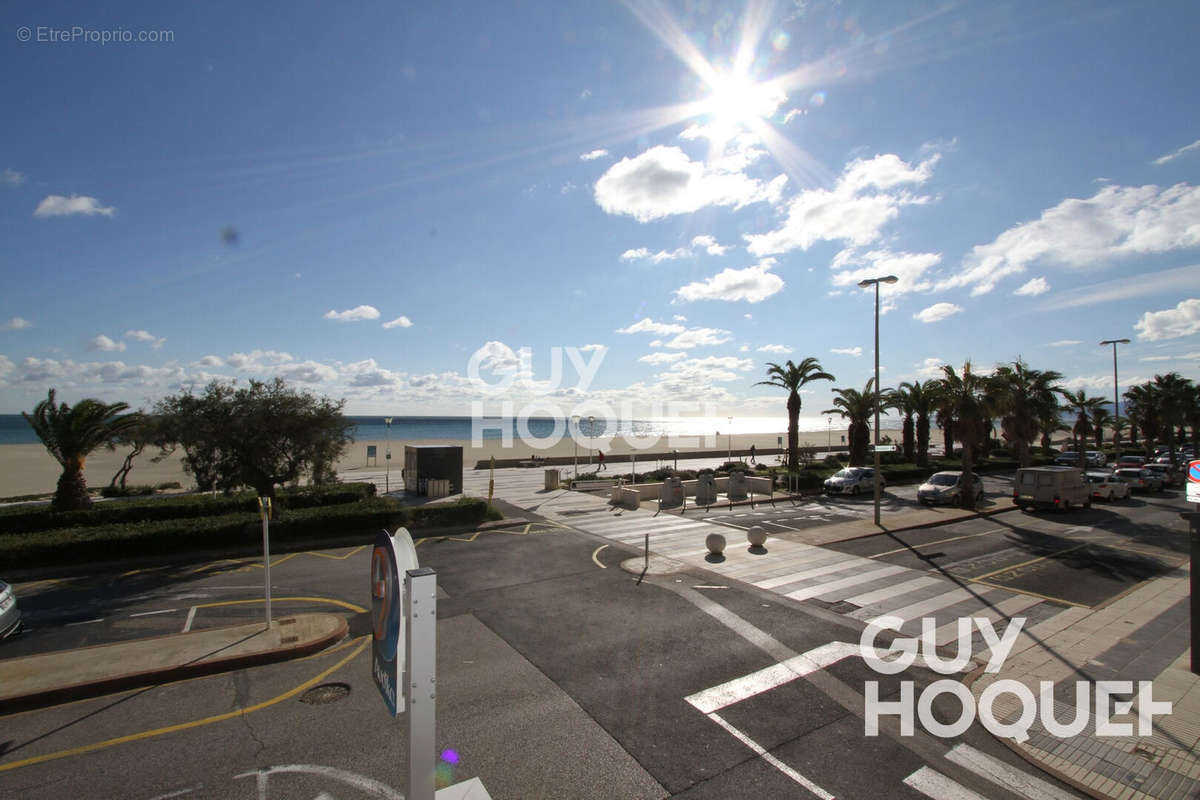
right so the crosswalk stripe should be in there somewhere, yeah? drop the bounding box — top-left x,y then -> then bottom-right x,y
786,565 -> 910,601
754,556 -> 864,589
844,576 -> 945,608
931,593 -> 1042,647
903,767 -> 990,800
868,587 -> 975,625
945,743 -> 1079,800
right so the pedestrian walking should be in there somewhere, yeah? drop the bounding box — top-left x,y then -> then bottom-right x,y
597,450 -> 606,471
749,444 -> 757,464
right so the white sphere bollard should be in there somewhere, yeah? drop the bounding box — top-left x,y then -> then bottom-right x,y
705,532 -> 726,555
747,525 -> 767,547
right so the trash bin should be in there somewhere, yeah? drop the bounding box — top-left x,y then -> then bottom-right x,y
545,469 -> 561,490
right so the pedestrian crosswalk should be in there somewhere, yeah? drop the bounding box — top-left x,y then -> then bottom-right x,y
562,504 -> 1070,641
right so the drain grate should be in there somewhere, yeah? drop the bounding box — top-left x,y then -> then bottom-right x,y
299,682 -> 351,705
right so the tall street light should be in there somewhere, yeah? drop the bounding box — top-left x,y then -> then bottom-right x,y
571,415 -> 580,479
384,417 -> 393,495
727,416 -> 733,463
859,275 -> 899,526
588,415 -> 596,467
1100,339 -> 1130,460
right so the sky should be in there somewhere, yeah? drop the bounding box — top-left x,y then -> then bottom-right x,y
2,0 -> 1199,427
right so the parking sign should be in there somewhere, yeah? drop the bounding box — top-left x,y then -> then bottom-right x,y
1188,460 -> 1200,504
371,527 -> 419,716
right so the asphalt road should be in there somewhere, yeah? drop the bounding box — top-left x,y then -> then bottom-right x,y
0,517 -> 1089,799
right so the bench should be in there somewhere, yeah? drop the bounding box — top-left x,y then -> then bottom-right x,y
573,479 -> 617,491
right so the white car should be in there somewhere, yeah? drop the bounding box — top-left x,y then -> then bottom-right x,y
0,580 -> 20,639
917,471 -> 983,505
823,467 -> 884,496
1086,471 -> 1130,501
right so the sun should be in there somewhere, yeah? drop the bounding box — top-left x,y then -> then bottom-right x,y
703,72 -> 786,130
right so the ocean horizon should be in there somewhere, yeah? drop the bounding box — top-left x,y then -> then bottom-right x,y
0,413 -> 904,446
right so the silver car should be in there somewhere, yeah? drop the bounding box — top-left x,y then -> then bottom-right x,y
917,471 -> 983,505
0,580 -> 20,639
823,467 -> 884,496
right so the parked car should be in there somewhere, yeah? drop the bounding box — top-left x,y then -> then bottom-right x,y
1085,471 -> 1130,501
1053,451 -> 1082,466
1143,463 -> 1182,487
1085,451 -> 1107,468
917,471 -> 984,505
1115,455 -> 1146,469
1113,468 -> 1163,493
1013,466 -> 1091,512
0,580 -> 20,639
823,467 -> 884,496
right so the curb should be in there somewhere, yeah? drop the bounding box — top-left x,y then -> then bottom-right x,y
0,613 -> 349,715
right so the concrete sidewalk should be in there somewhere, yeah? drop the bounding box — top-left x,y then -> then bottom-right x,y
969,564 -> 1198,800
0,612 -> 347,714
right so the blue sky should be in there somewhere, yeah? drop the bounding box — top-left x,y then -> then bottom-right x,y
2,0 -> 1199,425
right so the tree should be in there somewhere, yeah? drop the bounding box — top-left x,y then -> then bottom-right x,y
756,358 -> 835,471
23,389 -> 144,511
888,387 -> 916,463
1152,372 -> 1193,468
1059,389 -> 1108,470
1123,383 -> 1159,457
823,379 -> 879,467
107,414 -> 172,489
989,361 -> 1063,468
899,380 -> 939,468
1091,407 -> 1110,450
938,363 -> 992,510
156,378 -> 354,509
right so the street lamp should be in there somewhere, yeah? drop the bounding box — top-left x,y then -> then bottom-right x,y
588,415 -> 595,467
727,416 -> 733,463
859,275 -> 899,526
571,415 -> 580,478
1100,339 -> 1130,459
384,417 -> 393,495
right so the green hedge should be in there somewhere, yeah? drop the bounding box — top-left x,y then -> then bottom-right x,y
0,483 -> 376,534
0,494 -> 501,571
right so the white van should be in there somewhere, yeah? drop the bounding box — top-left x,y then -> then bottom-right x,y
1012,466 -> 1091,512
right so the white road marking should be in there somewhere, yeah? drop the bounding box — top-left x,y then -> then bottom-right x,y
182,606 -> 198,633
591,545 -> 608,569
130,608 -> 177,618
786,565 -> 909,601
708,712 -> 836,800
945,743 -> 1079,800
65,618 -> 104,626
903,767 -> 989,800
692,585 -> 728,589
844,576 -> 944,608
685,642 -> 860,714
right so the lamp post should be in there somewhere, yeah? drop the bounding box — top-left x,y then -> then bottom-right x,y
727,416 -> 733,463
859,275 -> 899,526
827,416 -> 831,453
384,417 -> 393,494
588,415 -> 595,467
571,415 -> 580,479
1099,339 -> 1130,460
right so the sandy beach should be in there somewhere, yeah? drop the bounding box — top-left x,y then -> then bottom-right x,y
0,428 -> 887,498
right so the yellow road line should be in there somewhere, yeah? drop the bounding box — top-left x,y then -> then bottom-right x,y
305,544 -> 367,560
967,543 -> 1089,582
966,579 -> 1090,608
0,637 -> 368,774
195,595 -> 366,614
413,522 -> 563,547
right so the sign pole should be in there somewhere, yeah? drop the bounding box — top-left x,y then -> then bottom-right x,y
1186,460 -> 1200,674
257,497 -> 272,627
406,567 -> 438,800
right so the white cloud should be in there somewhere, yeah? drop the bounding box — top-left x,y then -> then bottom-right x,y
648,339 -> 663,348
944,184 -> 1200,296
621,234 -> 732,263
124,329 -> 166,349
739,344 -> 750,352
226,350 -> 294,370
34,194 -> 115,218
2,317 -> 31,331
830,248 -> 941,295
831,346 -> 863,356
275,360 -> 337,384
745,154 -> 937,256
672,315 -> 687,322
470,341 -> 521,372
743,313 -> 753,320
620,248 -> 650,261
89,334 -> 126,352
656,355 -> 753,390
1141,352 -> 1200,362
194,355 -> 225,368
673,261 -> 784,304
1013,277 -> 1050,296
664,327 -> 732,349
1134,298 -> 1200,341
1153,139 -> 1200,166
1038,264 -> 1200,311
616,318 -> 686,336
324,305 -> 381,322
690,235 -> 729,256
783,108 -> 805,124
2,168 -> 24,187
1049,340 -> 1082,347
757,344 -> 791,354
594,145 -> 785,222
913,303 -> 963,323
579,344 -> 606,353
638,351 -> 687,365
0,355 -> 12,382
382,316 -> 413,329
916,357 -> 948,378
580,149 -> 610,161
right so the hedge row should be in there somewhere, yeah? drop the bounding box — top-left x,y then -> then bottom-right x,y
0,483 -> 376,533
0,496 -> 500,571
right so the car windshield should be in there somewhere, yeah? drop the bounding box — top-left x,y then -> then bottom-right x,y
834,469 -> 862,479
928,474 -> 958,486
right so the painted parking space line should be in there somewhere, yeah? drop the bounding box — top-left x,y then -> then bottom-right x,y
685,642 -> 859,714
182,606 -> 197,633
965,544 -> 1089,582
904,767 -> 989,800
707,712 -> 836,800
129,609 -> 177,618
65,618 -> 104,627
869,528 -> 1006,559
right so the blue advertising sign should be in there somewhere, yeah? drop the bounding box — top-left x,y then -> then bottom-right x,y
371,528 -> 419,716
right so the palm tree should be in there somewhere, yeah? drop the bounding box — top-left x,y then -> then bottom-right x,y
1091,406 -> 1111,450
1153,373 -> 1193,467
823,379 -> 878,467
938,363 -> 992,509
899,380 -> 939,467
1059,389 -> 1108,470
23,389 -> 144,511
990,361 -> 1063,468
1184,385 -> 1200,455
888,387 -> 916,463
757,358 -> 835,470
1124,383 -> 1159,458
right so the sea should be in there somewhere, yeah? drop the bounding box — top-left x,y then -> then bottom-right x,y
0,414 -> 892,446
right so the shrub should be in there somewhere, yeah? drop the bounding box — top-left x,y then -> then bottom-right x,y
823,454 -> 842,467
156,481 -> 183,490
718,461 -> 752,473
408,497 -> 499,528
100,484 -> 156,498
